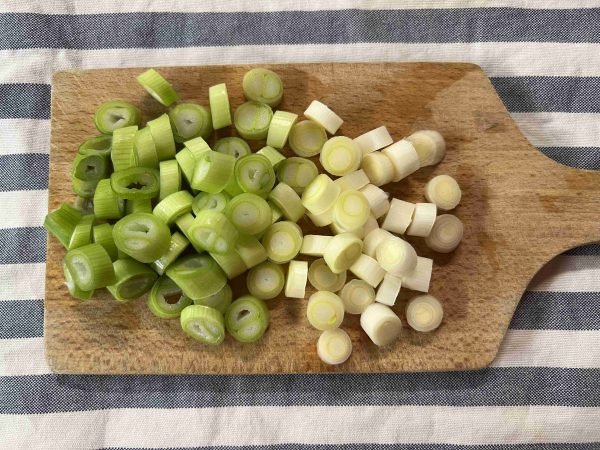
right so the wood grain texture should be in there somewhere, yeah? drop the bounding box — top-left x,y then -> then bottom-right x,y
45,63 -> 600,374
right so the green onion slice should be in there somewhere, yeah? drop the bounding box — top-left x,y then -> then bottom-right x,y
134,127 -> 159,169
233,101 -> 273,140
62,260 -> 94,301
192,284 -> 232,315
192,191 -> 230,215
158,159 -> 181,201
94,100 -> 141,135
323,233 -> 363,274
256,146 -> 285,167
308,258 -> 347,292
125,198 -> 153,215
266,110 -> 297,149
246,261 -> 285,300
169,103 -> 213,142
234,154 -> 275,198
225,193 -> 272,236
210,251 -> 248,280
137,69 -> 178,106
107,258 -> 158,302
289,120 -> 327,157
111,125 -> 138,171
153,190 -> 193,225
225,295 -> 270,343
320,136 -> 362,176
78,135 -> 112,157
71,177 -> 99,199
150,231 -> 190,276
214,137 -> 251,160
242,68 -> 283,107
148,276 -> 192,319
301,174 -> 341,216
93,223 -> 119,261
68,214 -> 95,250
147,113 -> 176,161
166,254 -> 227,300
191,151 -> 236,194
235,235 -> 268,269
276,157 -> 319,194
110,167 -> 160,200
269,201 -> 283,224
209,83 -> 232,130
268,182 -> 306,223
44,203 -> 84,249
93,179 -> 125,220
64,243 -> 116,291
73,196 -> 94,214
72,153 -> 109,181
306,291 -> 345,331
261,221 -> 303,264
188,210 -> 238,254
333,189 -> 370,231
180,305 -> 225,345
113,212 -> 171,263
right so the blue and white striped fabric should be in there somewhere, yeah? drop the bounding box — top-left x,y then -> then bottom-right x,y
1,1 -> 599,448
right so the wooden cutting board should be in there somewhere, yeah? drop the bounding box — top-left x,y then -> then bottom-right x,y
45,63 -> 599,374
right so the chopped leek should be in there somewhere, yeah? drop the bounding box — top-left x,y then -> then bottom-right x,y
320,136 -> 361,176
234,154 -> 276,197
44,203 -> 84,249
425,214 -> 464,253
360,303 -> 402,346
235,235 -> 268,268
266,110 -> 297,149
209,83 -> 232,130
92,223 -> 119,261
340,279 -> 375,314
214,137 -> 251,160
64,243 -> 116,291
150,231 -> 190,275
268,182 -> 306,223
169,103 -> 213,142
306,291 -> 344,331
125,198 -> 153,215
94,100 -> 141,135
188,210 -> 238,254
191,151 -> 236,194
148,276 -> 193,319
113,212 -> 171,263
137,68 -> 178,106
276,157 -> 319,194
166,254 -> 227,300
147,113 -> 176,161
226,193 -> 272,236
134,127 -> 159,169
288,120 -> 327,157
158,160 -> 181,201
300,235 -> 332,257
285,260 -> 308,298
301,174 -> 341,216
406,294 -> 443,332
62,260 -> 94,301
333,190 -> 370,232
153,190 -> 194,225
304,100 -> 343,134
257,146 -> 285,167
246,261 -> 285,300
68,214 -> 94,250
375,236 -> 417,277
193,284 -> 233,315
192,191 -> 230,215
210,250 -> 248,280
242,68 -> 283,107
225,295 -> 270,343
93,179 -> 124,220
323,233 -> 363,274
261,221 -> 303,264
317,328 -> 352,365
110,167 -> 160,200
308,258 -> 346,292
111,125 -> 138,171
180,305 -> 225,345
107,258 -> 158,302
233,101 -> 273,140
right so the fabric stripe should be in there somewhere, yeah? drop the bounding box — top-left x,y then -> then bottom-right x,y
528,256 -> 600,292
0,227 -> 46,264
0,154 -> 49,191
2,368 -> 600,414
101,445 -> 600,450
0,337 -> 48,376
538,147 -> 600,170
0,299 -> 43,339
1,10 -> 600,51
0,190 -> 48,229
1,406 -> 600,448
0,84 -> 49,119
0,119 -> 49,156
0,263 -> 45,301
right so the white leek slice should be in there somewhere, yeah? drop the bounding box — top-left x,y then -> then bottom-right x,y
334,170 -> 370,192
317,328 -> 352,365
304,100 -> 343,134
208,83 -> 232,130
359,184 -> 390,219
340,279 -> 375,314
247,261 -> 285,300
375,236 -> 417,277
308,258 -> 347,292
350,254 -> 385,288
405,203 -> 437,237
323,233 -> 363,274
266,110 -> 298,149
361,152 -> 395,186
424,175 -> 462,211
307,206 -> 335,227
363,214 -> 379,237
329,220 -> 364,239
235,235 -> 268,269
406,294 -> 443,332
360,303 -> 402,346
261,221 -> 303,264
285,260 -> 308,299
354,126 -> 393,156
406,130 -> 446,167
375,273 -> 402,306
382,140 -> 420,181
320,136 -> 361,176
425,214 -> 463,253
362,228 -> 394,258
333,190 -> 370,232
306,291 -> 345,330
300,235 -> 333,257
401,256 -> 433,293
381,199 -> 415,235
288,120 -> 327,157
302,174 -> 341,216
268,182 -> 306,222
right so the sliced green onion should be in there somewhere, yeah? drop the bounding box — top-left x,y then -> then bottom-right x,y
158,159 -> 181,201
269,201 -> 283,224
93,179 -> 125,220
134,127 -> 159,169
73,196 -> 94,214
78,135 -> 112,157
191,151 -> 236,194
406,294 -> 443,332
401,256 -> 433,293
233,101 -> 273,140
44,203 -> 84,249
246,261 -> 285,300
153,190 -> 193,224
71,177 -> 99,199
375,273 -> 402,307
320,136 -> 361,176
261,221 -> 303,264
225,193 -> 272,236
72,153 -> 109,181
169,103 -> 213,142
180,305 -> 225,345
110,167 -> 160,200
188,210 -> 238,254
64,243 -> 116,291
276,157 -> 319,194
224,175 -> 244,197
300,235 -> 332,257
150,231 -> 190,275
62,260 -> 94,301
304,100 -> 343,135
137,69 -> 178,106
208,83 -> 232,130
107,258 -> 158,302
361,151 -> 395,186
234,154 -> 276,198
350,254 -> 385,288
242,68 -> 283,107
147,113 -> 176,161
301,174 -> 341,215
214,137 -> 251,159
225,295 -> 270,343
166,254 -> 227,300
268,182 -> 306,223
308,258 -> 346,292
360,184 -> 390,219
334,170 -> 370,192
288,120 -> 327,157
375,235 -> 417,277
306,291 -> 344,331
192,191 -> 230,215
193,284 -> 232,315
174,212 -> 205,252
340,279 -> 375,314
323,233 -> 363,274
111,125 -> 138,171
306,206 -> 334,227
94,100 -> 141,134
285,260 -> 308,299
125,198 -> 153,215
148,276 -> 193,319
175,148 -> 196,185
92,223 -> 119,261
68,214 -> 95,250
317,328 -> 352,365
113,212 -> 171,263
185,136 -> 212,157
235,235 -> 268,269
257,145 -> 285,167
266,110 -> 298,149
333,189 -> 370,232
210,251 -> 248,280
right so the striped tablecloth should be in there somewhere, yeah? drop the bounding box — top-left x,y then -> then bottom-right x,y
1,2 -> 599,448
